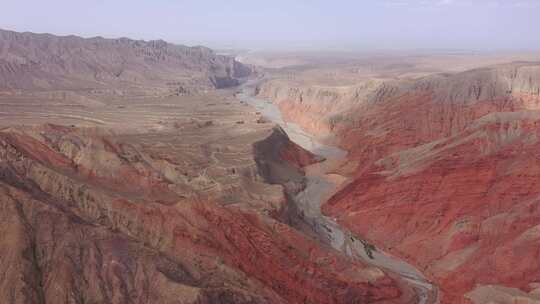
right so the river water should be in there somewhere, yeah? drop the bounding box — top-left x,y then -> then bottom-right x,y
238,80 -> 438,304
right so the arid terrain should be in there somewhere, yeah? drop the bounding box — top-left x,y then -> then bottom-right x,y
2,27 -> 540,304
0,29 -> 416,304
249,51 -> 540,303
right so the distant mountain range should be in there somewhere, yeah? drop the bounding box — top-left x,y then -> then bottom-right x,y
0,28 -> 251,92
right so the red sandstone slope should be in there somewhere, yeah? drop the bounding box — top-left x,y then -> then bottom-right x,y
316,63 -> 540,303
0,124 -> 405,304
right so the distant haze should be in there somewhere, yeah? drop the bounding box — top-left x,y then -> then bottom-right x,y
2,0 -> 539,51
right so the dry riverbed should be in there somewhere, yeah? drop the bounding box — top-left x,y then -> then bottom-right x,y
239,79 -> 439,304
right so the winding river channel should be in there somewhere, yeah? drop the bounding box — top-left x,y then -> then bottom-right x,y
238,79 -> 439,304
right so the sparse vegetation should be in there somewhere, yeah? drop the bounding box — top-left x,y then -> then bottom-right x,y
350,234 -> 377,259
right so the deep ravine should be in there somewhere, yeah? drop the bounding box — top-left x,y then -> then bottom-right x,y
238,79 -> 439,304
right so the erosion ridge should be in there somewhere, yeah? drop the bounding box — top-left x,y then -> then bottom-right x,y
0,28 -> 251,93
259,60 -> 540,303
257,62 -> 540,137
0,123 -> 406,303
368,62 -> 540,104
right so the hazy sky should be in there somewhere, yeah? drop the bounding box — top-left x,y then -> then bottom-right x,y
1,0 -> 539,51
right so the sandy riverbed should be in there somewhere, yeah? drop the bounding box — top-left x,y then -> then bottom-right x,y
239,79 -> 439,304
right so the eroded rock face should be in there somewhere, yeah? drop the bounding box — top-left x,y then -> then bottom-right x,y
326,113 -> 540,302
253,126 -> 322,185
0,124 -> 404,304
256,79 -> 384,136
0,28 -> 251,92
325,65 -> 540,303
258,63 -> 540,139
265,62 -> 540,303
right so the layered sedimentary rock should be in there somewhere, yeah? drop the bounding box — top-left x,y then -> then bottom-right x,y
0,27 -> 417,304
264,62 -> 540,303
256,79 -> 384,136
0,28 -> 250,92
0,124 -> 405,304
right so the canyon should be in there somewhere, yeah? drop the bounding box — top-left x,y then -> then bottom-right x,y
0,29 -> 412,304
253,54 -> 540,303
240,81 -> 438,303
2,27 -> 540,304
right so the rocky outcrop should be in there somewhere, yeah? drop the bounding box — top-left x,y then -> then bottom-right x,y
253,126 -> 322,185
258,63 -> 540,140
369,62 -> 540,104
325,111 -> 540,302
0,124 -> 405,304
0,28 -> 251,92
256,79 -> 383,136
323,64 -> 540,303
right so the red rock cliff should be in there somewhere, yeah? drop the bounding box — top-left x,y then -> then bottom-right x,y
266,62 -> 540,303
326,63 -> 540,303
